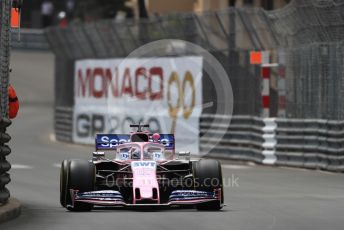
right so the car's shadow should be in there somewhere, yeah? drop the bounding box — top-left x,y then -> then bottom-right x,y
91,206 -> 229,213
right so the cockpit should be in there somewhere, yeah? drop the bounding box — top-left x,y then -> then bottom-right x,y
116,143 -> 166,161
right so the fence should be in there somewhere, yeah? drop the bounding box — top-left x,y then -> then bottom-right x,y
285,41 -> 344,119
46,8 -> 270,117
46,0 -> 344,120
266,0 -> 344,119
48,0 -> 344,172
0,0 -> 12,205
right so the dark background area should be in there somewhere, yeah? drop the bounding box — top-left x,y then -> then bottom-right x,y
20,0 -> 291,28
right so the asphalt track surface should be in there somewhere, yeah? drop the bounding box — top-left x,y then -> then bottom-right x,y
1,51 -> 344,230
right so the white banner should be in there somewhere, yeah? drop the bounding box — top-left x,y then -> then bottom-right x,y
73,56 -> 203,153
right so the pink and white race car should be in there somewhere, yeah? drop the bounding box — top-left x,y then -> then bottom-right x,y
60,124 -> 224,211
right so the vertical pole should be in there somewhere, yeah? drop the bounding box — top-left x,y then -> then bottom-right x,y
228,1 -> 236,49
261,65 -> 271,118
0,0 -> 11,118
137,0 -> 149,46
261,51 -> 271,118
278,49 -> 287,117
138,0 -> 148,18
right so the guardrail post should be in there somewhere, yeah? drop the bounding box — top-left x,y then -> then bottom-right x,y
262,118 -> 277,165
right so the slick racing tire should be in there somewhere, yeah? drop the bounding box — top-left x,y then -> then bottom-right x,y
60,160 -> 70,207
65,159 -> 95,212
193,159 -> 224,210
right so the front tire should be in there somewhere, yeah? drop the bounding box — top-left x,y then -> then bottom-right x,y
65,159 -> 95,211
193,159 -> 224,210
60,160 -> 69,207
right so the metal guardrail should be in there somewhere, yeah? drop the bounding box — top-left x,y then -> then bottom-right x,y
275,119 -> 344,171
11,29 -> 50,50
200,114 -> 265,163
200,115 -> 344,172
54,107 -> 73,143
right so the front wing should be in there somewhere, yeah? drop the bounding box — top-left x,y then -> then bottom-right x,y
69,189 -> 222,208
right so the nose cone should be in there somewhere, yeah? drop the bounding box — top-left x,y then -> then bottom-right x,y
131,161 -> 159,203
139,187 -> 153,199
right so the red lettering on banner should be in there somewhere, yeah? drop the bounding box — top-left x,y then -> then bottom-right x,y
149,67 -> 163,100
78,68 -> 92,97
135,67 -> 147,100
105,67 -> 119,97
77,66 -> 165,101
121,68 -> 134,97
92,68 -> 105,98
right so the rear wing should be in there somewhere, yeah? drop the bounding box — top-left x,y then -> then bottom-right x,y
156,134 -> 175,151
95,134 -> 175,151
96,134 -> 130,150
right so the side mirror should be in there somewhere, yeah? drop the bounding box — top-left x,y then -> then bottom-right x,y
177,151 -> 190,160
93,151 -> 105,160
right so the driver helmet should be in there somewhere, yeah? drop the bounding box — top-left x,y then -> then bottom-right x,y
131,148 -> 141,159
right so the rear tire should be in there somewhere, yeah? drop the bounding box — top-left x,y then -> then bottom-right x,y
193,159 -> 223,210
65,159 -> 95,211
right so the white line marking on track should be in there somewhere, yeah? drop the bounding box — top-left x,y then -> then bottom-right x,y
222,164 -> 251,170
11,164 -> 34,169
247,162 -> 256,166
53,163 -> 61,168
49,133 -> 56,142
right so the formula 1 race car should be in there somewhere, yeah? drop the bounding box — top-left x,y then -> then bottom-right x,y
60,124 -> 224,211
